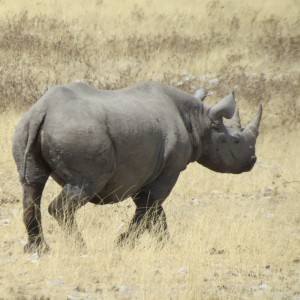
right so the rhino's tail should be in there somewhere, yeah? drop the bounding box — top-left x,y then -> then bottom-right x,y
22,112 -> 47,182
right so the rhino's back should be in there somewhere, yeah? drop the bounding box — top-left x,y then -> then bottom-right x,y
41,81 -> 191,160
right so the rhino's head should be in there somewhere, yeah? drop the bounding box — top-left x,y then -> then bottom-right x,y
198,92 -> 262,174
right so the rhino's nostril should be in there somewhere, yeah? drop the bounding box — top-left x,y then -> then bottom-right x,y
251,156 -> 257,164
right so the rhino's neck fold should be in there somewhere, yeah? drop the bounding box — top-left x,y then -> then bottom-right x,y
179,102 -> 209,163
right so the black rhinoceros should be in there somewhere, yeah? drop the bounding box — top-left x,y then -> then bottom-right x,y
12,81 -> 262,253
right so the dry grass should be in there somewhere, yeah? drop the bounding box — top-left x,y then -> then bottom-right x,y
0,0 -> 299,299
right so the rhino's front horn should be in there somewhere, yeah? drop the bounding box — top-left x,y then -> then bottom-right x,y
243,105 -> 263,138
209,92 -> 236,121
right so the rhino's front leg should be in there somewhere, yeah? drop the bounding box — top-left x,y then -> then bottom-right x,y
135,203 -> 169,241
22,182 -> 50,254
118,171 -> 180,245
118,202 -> 169,244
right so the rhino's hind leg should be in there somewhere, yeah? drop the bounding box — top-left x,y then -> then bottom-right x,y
22,182 -> 50,254
48,184 -> 94,251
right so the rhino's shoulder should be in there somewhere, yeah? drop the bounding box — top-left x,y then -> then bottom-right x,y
65,82 -> 101,94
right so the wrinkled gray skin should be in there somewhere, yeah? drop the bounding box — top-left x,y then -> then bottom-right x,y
12,81 -> 262,254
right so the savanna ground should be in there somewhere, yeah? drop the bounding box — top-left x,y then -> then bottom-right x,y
0,0 -> 299,299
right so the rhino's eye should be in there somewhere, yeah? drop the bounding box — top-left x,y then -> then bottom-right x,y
233,135 -> 240,144
212,120 -> 221,130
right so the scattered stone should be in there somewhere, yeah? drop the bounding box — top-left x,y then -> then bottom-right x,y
261,187 -> 274,197
230,270 -> 239,277
178,267 -> 188,274
49,278 -> 64,286
210,248 -> 226,255
27,252 -> 40,263
154,269 -> 160,275
259,283 -> 269,291
74,286 -> 86,293
0,218 -> 11,225
17,270 -> 28,276
250,285 -> 258,292
116,223 -> 125,232
191,198 -> 201,205
210,190 -> 222,196
183,74 -> 194,82
250,283 -> 269,292
19,239 -> 26,246
1,258 -> 13,265
208,78 -> 220,87
114,285 -> 128,293
0,197 -> 20,205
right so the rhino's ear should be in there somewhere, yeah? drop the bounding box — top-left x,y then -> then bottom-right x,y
209,92 -> 236,121
194,88 -> 208,101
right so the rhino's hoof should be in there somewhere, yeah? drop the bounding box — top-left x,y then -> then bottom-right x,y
23,242 -> 50,255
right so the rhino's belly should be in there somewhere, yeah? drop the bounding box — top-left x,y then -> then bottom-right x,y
90,188 -> 138,205
50,171 -> 143,205
90,166 -> 163,205
90,177 -> 148,204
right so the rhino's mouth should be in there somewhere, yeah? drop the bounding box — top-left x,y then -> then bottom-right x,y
198,151 -> 256,174
228,151 -> 256,174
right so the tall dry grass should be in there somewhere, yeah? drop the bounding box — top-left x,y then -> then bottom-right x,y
0,0 -> 299,299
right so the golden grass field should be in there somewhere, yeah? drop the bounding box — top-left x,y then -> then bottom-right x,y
0,0 -> 299,299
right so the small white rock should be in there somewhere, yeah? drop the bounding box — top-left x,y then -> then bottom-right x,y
178,267 -> 188,274
27,252 -> 40,263
259,283 -> 269,291
49,278 -> 64,286
116,223 -> 125,232
191,198 -> 200,205
19,239 -> 26,246
208,78 -> 220,87
115,284 -> 132,294
262,187 -> 273,197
